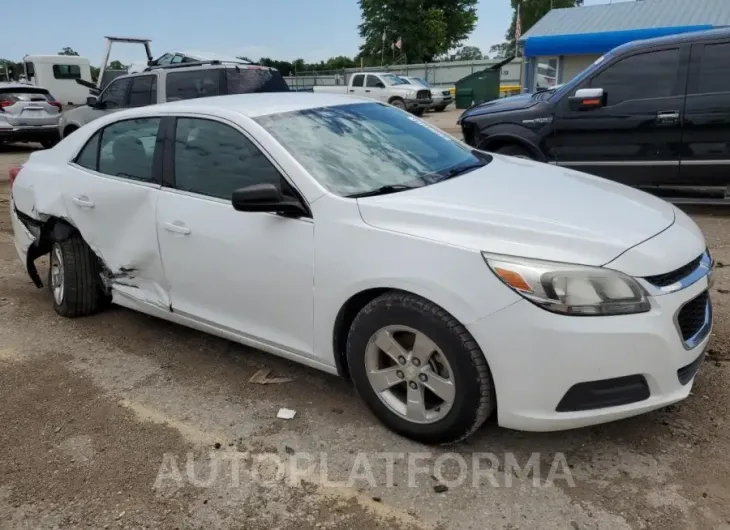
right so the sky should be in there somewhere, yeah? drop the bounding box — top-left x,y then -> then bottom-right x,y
1,0 -> 613,65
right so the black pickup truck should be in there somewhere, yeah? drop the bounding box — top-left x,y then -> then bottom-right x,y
459,28 -> 730,204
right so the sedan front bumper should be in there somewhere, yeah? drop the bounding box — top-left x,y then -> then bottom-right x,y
467,274 -> 712,432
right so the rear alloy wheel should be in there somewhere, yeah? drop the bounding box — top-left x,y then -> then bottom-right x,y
49,234 -> 107,318
347,291 -> 494,445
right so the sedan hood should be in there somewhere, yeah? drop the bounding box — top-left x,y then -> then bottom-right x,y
357,155 -> 676,267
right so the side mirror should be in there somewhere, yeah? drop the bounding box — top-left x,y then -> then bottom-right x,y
569,88 -> 606,111
86,96 -> 99,107
231,183 -> 307,217
376,82 -> 385,89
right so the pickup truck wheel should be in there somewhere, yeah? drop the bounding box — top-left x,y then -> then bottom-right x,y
41,137 -> 59,149
495,145 -> 535,160
389,98 -> 406,110
346,291 -> 494,445
49,234 -> 107,318
434,105 -> 447,112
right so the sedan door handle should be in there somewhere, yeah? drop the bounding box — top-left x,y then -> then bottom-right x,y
71,195 -> 95,208
163,221 -> 191,235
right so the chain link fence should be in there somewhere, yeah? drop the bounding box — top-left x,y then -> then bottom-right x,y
285,59 -> 523,91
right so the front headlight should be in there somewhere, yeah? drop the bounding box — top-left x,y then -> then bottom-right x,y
483,253 -> 650,316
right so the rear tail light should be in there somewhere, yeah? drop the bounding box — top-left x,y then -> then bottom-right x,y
0,100 -> 12,109
49,101 -> 63,111
9,165 -> 23,187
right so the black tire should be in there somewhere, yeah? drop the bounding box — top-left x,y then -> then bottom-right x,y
41,137 -> 59,149
389,98 -> 406,110
412,108 -> 425,117
346,291 -> 494,445
48,234 -> 107,318
495,144 -> 535,160
434,105 -> 447,112
62,126 -> 78,138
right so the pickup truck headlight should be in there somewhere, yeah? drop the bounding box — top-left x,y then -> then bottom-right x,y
482,253 -> 650,316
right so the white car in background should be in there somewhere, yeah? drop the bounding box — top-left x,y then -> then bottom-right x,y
9,93 -> 713,444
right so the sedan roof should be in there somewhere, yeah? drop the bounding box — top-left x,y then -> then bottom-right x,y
157,92 -> 372,118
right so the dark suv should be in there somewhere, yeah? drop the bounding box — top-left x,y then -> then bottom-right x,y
60,61 -> 289,138
459,28 -> 730,203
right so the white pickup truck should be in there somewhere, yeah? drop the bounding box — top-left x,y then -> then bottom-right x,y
313,72 -> 432,116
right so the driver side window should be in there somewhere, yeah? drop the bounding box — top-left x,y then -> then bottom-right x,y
100,78 -> 131,109
172,118 -> 288,200
366,75 -> 382,88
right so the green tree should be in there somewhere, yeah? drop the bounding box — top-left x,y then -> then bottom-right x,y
454,45 -> 483,60
493,0 -> 583,57
58,47 -> 80,56
358,0 -> 478,64
108,60 -> 127,71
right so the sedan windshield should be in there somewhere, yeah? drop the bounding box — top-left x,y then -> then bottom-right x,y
255,102 -> 490,197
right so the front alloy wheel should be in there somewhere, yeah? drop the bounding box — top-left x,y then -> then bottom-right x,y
347,291 -> 495,445
365,325 -> 456,424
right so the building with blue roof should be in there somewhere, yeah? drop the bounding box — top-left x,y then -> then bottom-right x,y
519,0 -> 730,92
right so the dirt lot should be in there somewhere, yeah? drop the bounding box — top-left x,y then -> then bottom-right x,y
2,112 -> 730,529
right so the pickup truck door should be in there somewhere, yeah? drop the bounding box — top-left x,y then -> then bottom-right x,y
349,74 -> 366,97
549,45 -> 688,188
366,75 -> 389,103
679,40 -> 730,189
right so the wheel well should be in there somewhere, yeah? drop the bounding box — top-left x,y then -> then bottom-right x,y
480,136 -> 541,160
63,125 -> 78,137
388,96 -> 404,104
332,288 -> 390,378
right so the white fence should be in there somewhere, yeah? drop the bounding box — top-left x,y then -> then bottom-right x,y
285,58 -> 523,89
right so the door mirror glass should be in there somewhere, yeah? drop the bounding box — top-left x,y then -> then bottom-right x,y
569,88 -> 606,111
232,183 -> 305,216
86,96 -> 98,107
376,82 -> 385,89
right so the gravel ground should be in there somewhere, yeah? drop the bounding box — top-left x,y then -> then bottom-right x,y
2,117 -> 730,529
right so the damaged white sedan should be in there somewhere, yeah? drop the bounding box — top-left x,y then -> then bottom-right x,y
10,93 -> 713,445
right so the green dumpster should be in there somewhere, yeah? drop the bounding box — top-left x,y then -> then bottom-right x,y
454,56 -> 515,109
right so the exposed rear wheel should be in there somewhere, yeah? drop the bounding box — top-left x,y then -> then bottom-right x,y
49,234 -> 108,318
434,105 -> 447,112
346,291 -> 494,445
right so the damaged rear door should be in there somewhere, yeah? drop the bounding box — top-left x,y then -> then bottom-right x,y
63,116 -> 169,309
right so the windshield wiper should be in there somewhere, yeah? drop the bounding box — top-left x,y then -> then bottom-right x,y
435,161 -> 488,182
347,184 -> 419,198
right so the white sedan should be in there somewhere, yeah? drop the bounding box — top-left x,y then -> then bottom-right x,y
9,93 -> 713,444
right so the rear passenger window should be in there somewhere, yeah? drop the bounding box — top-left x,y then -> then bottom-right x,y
589,48 -> 680,106
97,118 -> 161,182
128,75 -> 157,107
698,43 -> 730,94
173,118 -> 284,200
226,68 -> 290,94
351,74 -> 364,87
75,132 -> 101,171
165,70 -> 221,102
